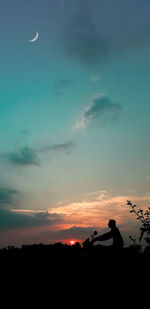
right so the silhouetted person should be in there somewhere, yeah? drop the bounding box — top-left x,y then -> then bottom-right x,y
92,220 -> 124,249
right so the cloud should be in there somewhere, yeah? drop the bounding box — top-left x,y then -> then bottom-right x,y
49,191 -> 150,229
73,95 -> 122,131
48,191 -> 128,228
0,187 -> 19,206
63,10 -> 110,70
41,141 -> 75,154
1,141 -> 75,169
3,147 -> 40,166
0,208 -> 62,231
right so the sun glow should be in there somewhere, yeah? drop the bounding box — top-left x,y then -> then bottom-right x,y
70,240 -> 75,245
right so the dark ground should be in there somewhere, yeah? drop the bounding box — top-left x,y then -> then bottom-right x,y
1,242 -> 149,301
0,242 -> 149,277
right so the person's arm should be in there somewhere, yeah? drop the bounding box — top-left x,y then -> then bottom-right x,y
93,231 -> 112,243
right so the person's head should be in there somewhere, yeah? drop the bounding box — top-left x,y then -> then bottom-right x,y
108,219 -> 116,228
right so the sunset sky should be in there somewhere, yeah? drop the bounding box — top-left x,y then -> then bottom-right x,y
1,0 -> 150,247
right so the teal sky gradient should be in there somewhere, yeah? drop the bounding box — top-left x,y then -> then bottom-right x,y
1,0 -> 150,246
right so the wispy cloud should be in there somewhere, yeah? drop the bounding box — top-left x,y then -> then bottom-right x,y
73,95 -> 122,131
40,141 -> 75,154
48,192 -> 128,228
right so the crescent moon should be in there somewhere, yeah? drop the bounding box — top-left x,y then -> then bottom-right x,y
29,31 -> 39,42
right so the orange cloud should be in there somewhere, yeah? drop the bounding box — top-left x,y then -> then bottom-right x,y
48,191 -> 150,231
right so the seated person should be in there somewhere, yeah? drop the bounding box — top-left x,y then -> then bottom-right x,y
92,219 -> 124,249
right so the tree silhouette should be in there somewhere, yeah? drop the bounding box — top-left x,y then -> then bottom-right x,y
127,200 -> 150,244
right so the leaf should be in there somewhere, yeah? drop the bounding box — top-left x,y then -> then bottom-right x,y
137,209 -> 143,214
144,212 -> 149,216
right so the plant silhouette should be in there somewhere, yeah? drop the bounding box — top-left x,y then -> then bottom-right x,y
127,200 -> 150,243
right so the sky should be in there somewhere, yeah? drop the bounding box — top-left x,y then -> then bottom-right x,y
0,0 -> 150,248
